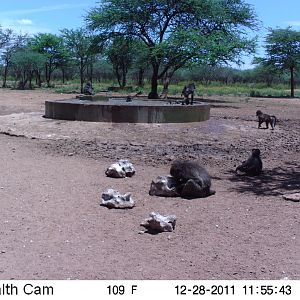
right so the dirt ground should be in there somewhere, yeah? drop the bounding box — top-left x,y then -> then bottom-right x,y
0,89 -> 299,280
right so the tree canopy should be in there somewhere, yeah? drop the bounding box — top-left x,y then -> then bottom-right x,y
29,33 -> 67,86
11,50 -> 46,89
106,37 -> 137,87
86,0 -> 258,98
60,28 -> 96,93
0,27 -> 12,49
258,27 -> 300,97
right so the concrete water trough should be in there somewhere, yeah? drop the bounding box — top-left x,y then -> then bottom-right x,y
44,97 -> 211,123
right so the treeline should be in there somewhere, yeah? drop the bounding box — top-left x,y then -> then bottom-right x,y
0,28 -> 97,92
0,29 -> 296,91
171,66 -> 299,87
0,27 -> 299,93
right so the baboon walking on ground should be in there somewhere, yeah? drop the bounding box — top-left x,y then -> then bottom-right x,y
256,110 -> 277,130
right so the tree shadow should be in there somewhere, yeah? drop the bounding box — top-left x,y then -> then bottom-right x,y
227,163 -> 300,197
141,229 -> 164,235
251,95 -> 300,99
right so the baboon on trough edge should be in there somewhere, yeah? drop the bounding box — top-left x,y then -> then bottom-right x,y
181,83 -> 196,105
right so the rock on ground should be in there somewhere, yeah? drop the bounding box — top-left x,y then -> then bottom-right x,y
101,188 -> 135,209
140,212 -> 177,233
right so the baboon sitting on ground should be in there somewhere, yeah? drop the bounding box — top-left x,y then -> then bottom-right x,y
256,110 -> 277,130
170,160 -> 215,199
236,149 -> 263,176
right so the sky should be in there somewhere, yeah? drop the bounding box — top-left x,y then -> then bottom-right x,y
247,0 -> 300,57
0,0 -> 96,34
1,0 -> 300,68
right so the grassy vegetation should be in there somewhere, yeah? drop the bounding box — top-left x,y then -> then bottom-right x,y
52,80 -> 300,98
3,78 -> 299,98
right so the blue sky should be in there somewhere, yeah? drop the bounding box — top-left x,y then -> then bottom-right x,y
1,0 -> 300,68
0,0 -> 96,34
247,0 -> 300,55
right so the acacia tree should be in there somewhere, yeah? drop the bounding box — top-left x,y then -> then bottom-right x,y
29,33 -> 67,87
11,50 -> 46,89
251,59 -> 281,87
1,30 -> 28,88
1,28 -> 15,87
260,27 -> 300,97
86,0 -> 257,98
132,41 -> 150,87
60,28 -> 96,93
0,26 -> 12,49
106,37 -> 139,87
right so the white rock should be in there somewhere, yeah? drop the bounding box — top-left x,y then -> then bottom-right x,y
282,193 -> 300,202
105,159 -> 135,178
105,162 -> 126,178
140,212 -> 176,233
149,175 -> 179,197
101,189 -> 135,209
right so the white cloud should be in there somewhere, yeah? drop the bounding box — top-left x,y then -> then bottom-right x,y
0,4 -> 87,17
17,19 -> 33,26
0,18 -> 50,35
0,3 -> 89,35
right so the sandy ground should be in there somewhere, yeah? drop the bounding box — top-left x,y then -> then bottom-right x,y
0,89 -> 299,280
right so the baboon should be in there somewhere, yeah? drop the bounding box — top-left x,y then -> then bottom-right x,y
236,149 -> 263,176
256,110 -> 277,130
181,83 -> 196,105
170,160 -> 215,199
83,81 -> 94,95
160,76 -> 170,99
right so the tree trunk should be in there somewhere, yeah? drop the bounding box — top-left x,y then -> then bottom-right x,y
80,58 -> 84,94
62,68 -> 65,84
36,71 -> 42,87
290,66 -> 295,98
121,65 -> 127,88
148,65 -> 159,99
137,68 -> 144,87
2,65 -> 8,88
121,75 -> 126,88
45,64 -> 50,87
115,66 -> 122,87
29,72 -> 33,90
89,63 -> 93,84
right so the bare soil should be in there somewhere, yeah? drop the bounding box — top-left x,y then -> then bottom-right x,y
0,89 -> 299,280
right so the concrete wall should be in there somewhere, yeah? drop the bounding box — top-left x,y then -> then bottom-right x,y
45,99 -> 211,123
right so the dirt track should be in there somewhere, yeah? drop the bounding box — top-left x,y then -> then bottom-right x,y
0,89 -> 299,279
